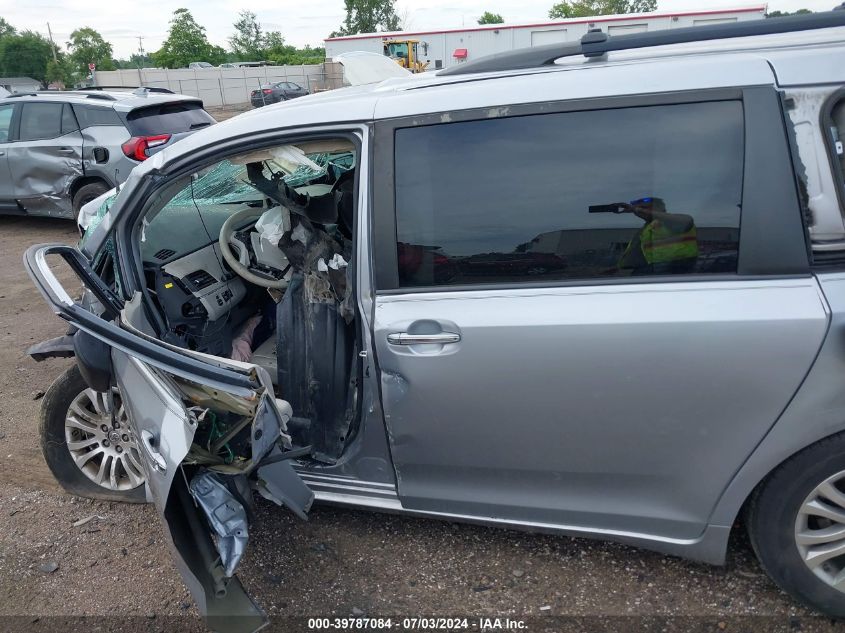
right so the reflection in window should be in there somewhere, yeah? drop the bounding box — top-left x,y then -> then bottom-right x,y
394,101 -> 744,287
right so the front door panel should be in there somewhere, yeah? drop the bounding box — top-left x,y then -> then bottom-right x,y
24,244 -> 312,633
9,100 -> 83,218
373,278 -> 828,539
111,350 -> 194,513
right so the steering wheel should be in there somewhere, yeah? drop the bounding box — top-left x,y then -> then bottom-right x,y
218,207 -> 288,289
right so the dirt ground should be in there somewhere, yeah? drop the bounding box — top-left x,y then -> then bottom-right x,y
1,215 -> 844,633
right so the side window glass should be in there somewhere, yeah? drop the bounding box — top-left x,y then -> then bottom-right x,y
72,105 -> 122,129
394,101 -> 744,288
0,104 -> 13,142
19,103 -> 64,141
61,104 -> 78,135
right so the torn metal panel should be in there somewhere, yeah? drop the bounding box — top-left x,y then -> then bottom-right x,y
255,450 -> 315,521
251,393 -> 288,460
189,470 -> 249,578
167,474 -> 267,633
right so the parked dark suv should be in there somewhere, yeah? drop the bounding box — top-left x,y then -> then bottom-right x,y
0,88 -> 214,219
250,81 -> 309,107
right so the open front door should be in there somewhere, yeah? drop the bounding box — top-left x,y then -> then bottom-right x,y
25,243 -> 314,633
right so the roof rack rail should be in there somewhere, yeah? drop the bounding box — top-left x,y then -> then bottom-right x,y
439,9 -> 845,76
78,85 -> 175,95
4,90 -> 117,101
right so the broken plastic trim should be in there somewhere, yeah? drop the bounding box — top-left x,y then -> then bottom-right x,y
189,471 -> 249,578
255,448 -> 315,521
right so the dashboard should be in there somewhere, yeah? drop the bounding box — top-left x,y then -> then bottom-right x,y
161,243 -> 247,322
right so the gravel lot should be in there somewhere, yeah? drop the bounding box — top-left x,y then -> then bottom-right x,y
1,214 -> 844,632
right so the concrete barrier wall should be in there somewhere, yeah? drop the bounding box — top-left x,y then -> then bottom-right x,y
93,63 -> 344,107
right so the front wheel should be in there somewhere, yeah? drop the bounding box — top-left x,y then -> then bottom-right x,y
748,432 -> 845,617
40,364 -> 146,503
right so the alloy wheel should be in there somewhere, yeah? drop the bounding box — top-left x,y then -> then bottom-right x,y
795,470 -> 845,592
64,388 -> 145,491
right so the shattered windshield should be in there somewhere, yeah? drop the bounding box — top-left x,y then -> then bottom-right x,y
139,144 -> 356,262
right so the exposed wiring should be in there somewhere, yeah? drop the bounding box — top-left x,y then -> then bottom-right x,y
206,410 -> 235,465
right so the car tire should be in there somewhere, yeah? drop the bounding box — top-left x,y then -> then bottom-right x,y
72,182 -> 110,217
40,364 -> 146,503
747,432 -> 845,617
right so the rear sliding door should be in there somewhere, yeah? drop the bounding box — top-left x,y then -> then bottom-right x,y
371,88 -> 829,541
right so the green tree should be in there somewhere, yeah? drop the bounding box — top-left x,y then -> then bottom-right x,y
113,53 -> 154,69
229,10 -> 264,60
478,11 -> 504,24
209,45 -> 228,65
548,0 -> 656,19
45,57 -> 74,88
767,9 -> 813,17
153,8 -> 224,69
332,0 -> 401,37
67,27 -> 115,77
262,32 -> 324,65
0,30 -> 53,85
0,17 -> 16,38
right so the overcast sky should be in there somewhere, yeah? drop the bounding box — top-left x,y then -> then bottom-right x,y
0,0 -> 838,58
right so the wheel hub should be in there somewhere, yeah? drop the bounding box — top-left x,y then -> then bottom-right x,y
795,470 -> 845,593
64,388 -> 146,492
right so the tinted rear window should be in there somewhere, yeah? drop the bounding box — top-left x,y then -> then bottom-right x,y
125,102 -> 214,135
394,101 -> 744,288
73,104 -> 122,128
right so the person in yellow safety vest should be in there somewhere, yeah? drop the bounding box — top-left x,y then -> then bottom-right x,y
617,196 -> 699,273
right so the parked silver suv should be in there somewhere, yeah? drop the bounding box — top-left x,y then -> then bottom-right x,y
0,88 -> 214,219
22,11 -> 845,630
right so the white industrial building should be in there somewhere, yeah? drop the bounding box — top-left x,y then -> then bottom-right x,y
325,6 -> 766,70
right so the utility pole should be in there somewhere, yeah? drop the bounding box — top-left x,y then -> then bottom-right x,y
137,36 -> 145,83
46,22 -> 58,62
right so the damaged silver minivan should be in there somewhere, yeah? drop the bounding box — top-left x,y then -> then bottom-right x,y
24,11 -> 845,629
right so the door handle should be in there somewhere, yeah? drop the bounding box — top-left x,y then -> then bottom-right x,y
387,332 -> 461,345
57,148 -> 75,154
140,430 -> 167,472
0,151 -> 5,156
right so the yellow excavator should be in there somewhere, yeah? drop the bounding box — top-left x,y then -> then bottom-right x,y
383,39 -> 429,73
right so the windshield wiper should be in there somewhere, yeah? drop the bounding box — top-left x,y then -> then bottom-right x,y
190,122 -> 213,130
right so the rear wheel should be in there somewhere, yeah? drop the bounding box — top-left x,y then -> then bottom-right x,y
748,432 -> 845,617
71,181 -> 109,217
40,364 -> 146,503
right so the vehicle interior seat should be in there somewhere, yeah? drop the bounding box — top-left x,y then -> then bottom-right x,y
251,336 -> 277,385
